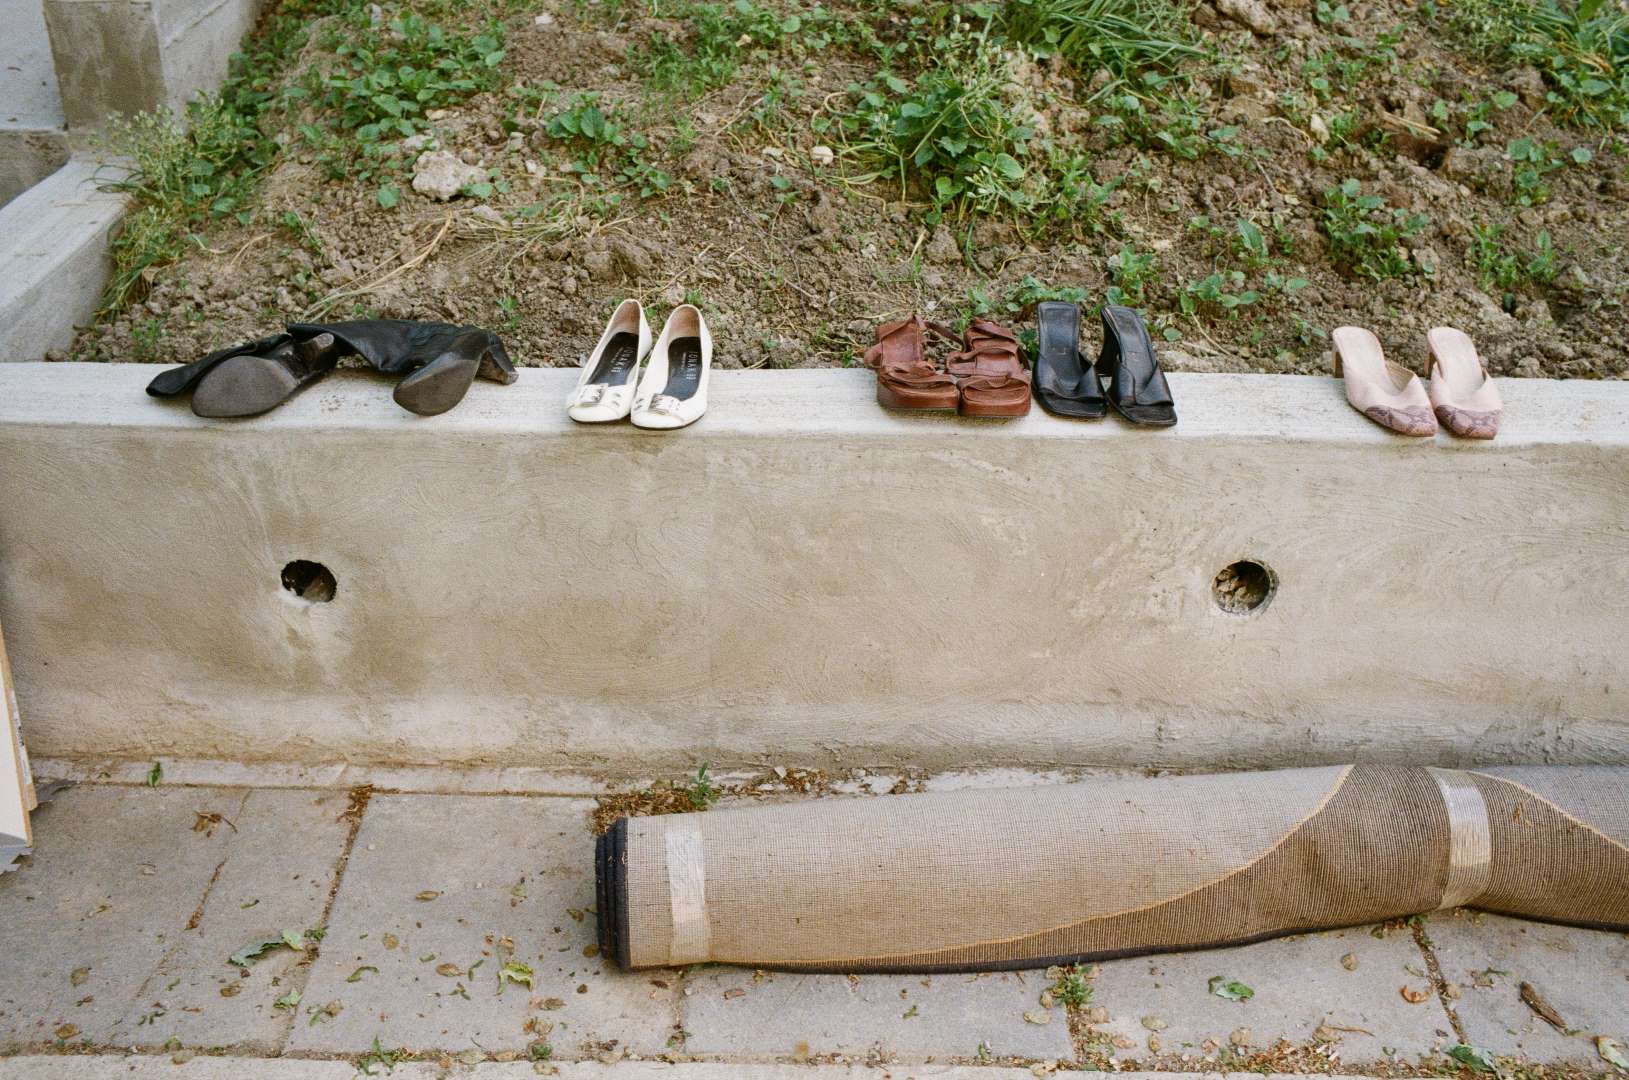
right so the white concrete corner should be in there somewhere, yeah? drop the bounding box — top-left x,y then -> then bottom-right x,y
0,157 -> 126,362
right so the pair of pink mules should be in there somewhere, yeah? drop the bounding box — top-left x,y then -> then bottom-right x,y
1333,326 -> 1502,440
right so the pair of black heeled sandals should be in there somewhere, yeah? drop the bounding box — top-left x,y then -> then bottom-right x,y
1033,302 -> 1177,426
146,320 -> 517,418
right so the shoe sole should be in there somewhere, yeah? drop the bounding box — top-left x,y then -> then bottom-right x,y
191,355 -> 302,418
959,398 -> 1031,418
394,353 -> 478,416
876,384 -> 957,411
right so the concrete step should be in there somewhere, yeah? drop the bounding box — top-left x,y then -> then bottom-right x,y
0,159 -> 125,361
1,364 -> 1627,769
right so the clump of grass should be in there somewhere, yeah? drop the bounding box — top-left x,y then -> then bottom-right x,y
996,0 -> 1204,82
1320,178 -> 1428,280
831,40 -> 1038,220
1051,964 -> 1095,1007
96,98 -> 273,311
1451,0 -> 1629,130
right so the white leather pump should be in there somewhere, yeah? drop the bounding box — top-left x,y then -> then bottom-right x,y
567,299 -> 650,423
631,304 -> 712,430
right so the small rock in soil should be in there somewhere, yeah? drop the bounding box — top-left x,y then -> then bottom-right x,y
412,151 -> 488,201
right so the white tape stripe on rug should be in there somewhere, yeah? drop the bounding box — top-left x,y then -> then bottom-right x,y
1428,767 -> 1493,910
665,822 -> 711,965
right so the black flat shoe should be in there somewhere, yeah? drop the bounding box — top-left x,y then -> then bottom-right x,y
190,333 -> 342,418
1097,304 -> 1176,427
1033,300 -> 1106,419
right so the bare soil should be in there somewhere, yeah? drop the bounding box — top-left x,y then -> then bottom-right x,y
65,0 -> 1629,382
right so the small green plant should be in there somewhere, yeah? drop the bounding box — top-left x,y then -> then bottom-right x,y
831,44 -> 1036,220
1106,244 -> 1157,304
1320,178 -> 1428,279
1233,218 -> 1270,268
545,94 -> 673,202
1051,964 -> 1094,1007
688,763 -> 718,810
357,1036 -> 411,1075
1180,271 -> 1260,316
635,0 -> 809,98
309,12 -> 505,146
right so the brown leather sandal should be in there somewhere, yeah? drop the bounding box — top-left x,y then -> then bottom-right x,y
863,315 -> 959,411
947,318 -> 1031,418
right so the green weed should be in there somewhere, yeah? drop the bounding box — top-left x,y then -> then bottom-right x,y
1051,964 -> 1095,1008
95,98 -> 272,310
1106,244 -> 1158,305
995,0 -> 1203,81
1451,0 -> 1629,130
688,763 -> 718,810
1320,178 -> 1428,279
306,12 -> 505,149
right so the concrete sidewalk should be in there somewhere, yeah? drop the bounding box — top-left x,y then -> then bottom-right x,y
1,760 -> 1624,1077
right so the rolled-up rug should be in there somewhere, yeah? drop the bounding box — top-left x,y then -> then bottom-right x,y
596,764 -> 1629,972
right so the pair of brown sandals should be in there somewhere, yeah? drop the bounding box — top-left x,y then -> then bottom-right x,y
863,315 -> 1031,417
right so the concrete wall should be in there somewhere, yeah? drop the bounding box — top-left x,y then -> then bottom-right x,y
0,364 -> 1626,773
44,0 -> 264,129
0,0 -> 70,206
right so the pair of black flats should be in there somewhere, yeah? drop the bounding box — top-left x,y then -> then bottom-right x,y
1033,302 -> 1177,426
146,319 -> 517,418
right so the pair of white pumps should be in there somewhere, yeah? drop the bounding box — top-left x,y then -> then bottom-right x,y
566,300 -> 713,429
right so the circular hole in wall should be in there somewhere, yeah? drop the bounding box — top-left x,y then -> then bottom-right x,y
1212,559 -> 1275,615
281,560 -> 337,603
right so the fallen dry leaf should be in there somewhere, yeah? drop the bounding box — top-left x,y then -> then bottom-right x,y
1340,952 -> 1357,971
54,1024 -> 79,1040
1519,982 -> 1567,1031
219,984 -> 241,998
722,988 -> 746,999
1399,984 -> 1431,1004
542,997 -> 565,1010
436,963 -> 462,977
1023,1009 -> 1052,1025
415,890 -> 440,902
69,968 -> 90,987
382,934 -> 399,950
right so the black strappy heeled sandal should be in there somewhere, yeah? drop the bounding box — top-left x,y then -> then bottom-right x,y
1033,301 -> 1107,419
1097,304 -> 1176,427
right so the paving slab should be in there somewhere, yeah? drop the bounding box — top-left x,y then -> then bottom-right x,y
681,967 -> 1075,1061
1089,924 -> 1456,1065
0,1054 -> 1132,1079
0,785 -> 246,1047
286,794 -> 677,1056
1424,909 -> 1629,1063
111,787 -> 355,1050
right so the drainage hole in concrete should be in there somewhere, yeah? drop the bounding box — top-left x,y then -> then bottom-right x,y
281,560 -> 337,603
1212,560 -> 1274,615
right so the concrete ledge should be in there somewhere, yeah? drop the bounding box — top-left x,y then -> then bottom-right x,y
0,158 -> 125,361
1,364 -> 1627,771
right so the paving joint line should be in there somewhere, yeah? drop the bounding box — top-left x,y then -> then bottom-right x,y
269,784 -> 374,1053
125,789 -> 253,1020
1409,919 -> 1466,1044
